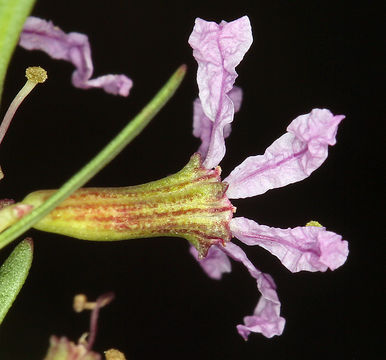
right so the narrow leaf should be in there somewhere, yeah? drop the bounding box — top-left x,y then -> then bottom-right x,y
0,0 -> 36,103
0,238 -> 33,324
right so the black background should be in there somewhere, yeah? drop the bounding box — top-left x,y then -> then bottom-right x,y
0,1 -> 382,359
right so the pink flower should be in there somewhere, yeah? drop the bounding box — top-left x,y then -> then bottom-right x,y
189,16 -> 348,339
19,17 -> 132,96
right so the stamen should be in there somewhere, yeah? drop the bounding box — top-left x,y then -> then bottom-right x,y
105,349 -> 127,360
73,294 -> 96,312
73,293 -> 114,312
0,66 -> 47,145
306,220 -> 323,227
25,66 -> 48,83
73,292 -> 115,350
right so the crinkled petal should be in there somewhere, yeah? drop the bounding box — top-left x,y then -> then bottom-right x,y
19,17 -> 132,96
193,87 -> 243,158
224,109 -> 345,198
230,217 -> 349,272
220,242 -> 285,339
236,276 -> 285,340
189,16 -> 252,168
189,244 -> 232,280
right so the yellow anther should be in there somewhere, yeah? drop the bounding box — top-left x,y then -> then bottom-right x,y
73,293 -> 114,312
105,349 -> 127,360
25,66 -> 47,83
306,220 -> 323,227
73,294 -> 98,312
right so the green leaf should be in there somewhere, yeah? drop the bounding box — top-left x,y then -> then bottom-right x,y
0,0 -> 36,104
0,238 -> 33,324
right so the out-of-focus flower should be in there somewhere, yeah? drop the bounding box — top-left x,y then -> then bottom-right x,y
44,336 -> 101,360
189,16 -> 348,339
43,293 -> 118,360
19,17 -> 132,96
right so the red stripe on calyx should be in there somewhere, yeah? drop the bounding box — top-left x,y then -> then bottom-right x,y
22,153 -> 235,257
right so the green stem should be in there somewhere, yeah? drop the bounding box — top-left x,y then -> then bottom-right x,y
0,65 -> 186,251
0,0 -> 36,104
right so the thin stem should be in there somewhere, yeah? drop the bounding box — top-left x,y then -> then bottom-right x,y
87,292 -> 115,350
0,65 -> 187,251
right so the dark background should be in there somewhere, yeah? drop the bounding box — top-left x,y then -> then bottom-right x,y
0,1 -> 382,359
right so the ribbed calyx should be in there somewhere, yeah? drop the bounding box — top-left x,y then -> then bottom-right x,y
22,154 -> 235,257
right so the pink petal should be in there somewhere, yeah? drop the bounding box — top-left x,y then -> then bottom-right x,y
19,17 -> 133,96
189,245 -> 231,280
189,16 -> 252,169
224,109 -> 345,198
193,87 -> 243,158
230,217 -> 349,272
13,204 -> 34,218
220,242 -> 285,339
236,276 -> 286,340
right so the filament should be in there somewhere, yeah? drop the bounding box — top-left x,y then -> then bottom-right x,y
0,66 -> 47,145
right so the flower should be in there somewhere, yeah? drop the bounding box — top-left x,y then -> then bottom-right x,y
19,17 -> 132,96
43,292 -> 118,360
9,14 -> 348,342
188,16 -> 348,339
